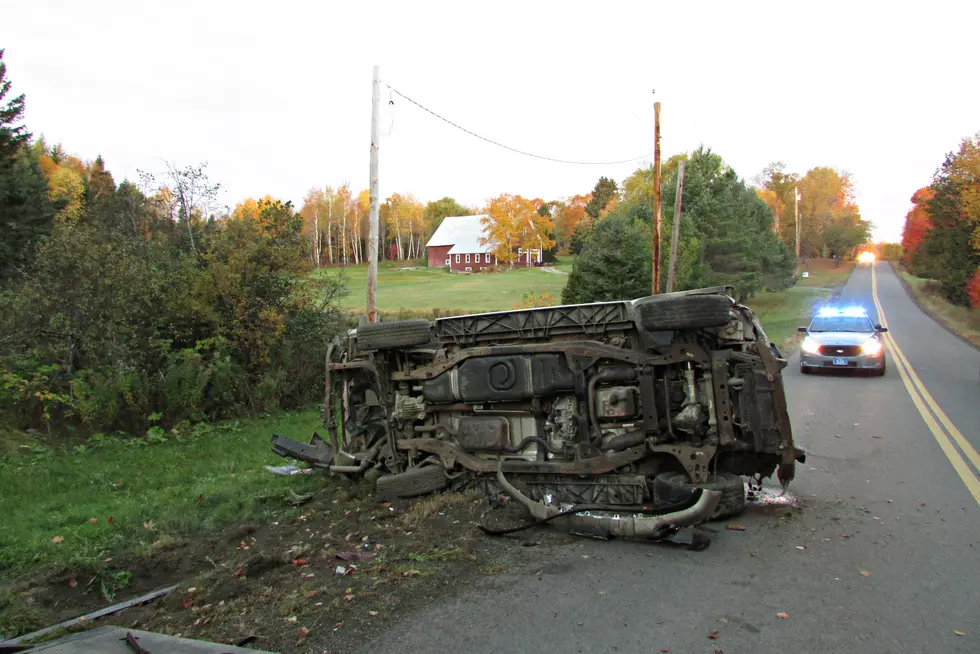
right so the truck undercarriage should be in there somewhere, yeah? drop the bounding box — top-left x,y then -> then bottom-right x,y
272,286 -> 805,538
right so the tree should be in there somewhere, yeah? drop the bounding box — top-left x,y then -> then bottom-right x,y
754,161 -> 799,246
551,194 -> 589,254
0,49 -> 55,281
916,135 -> 980,304
481,194 -> 553,266
0,49 -> 28,157
584,176 -> 618,219
423,197 -> 471,238
562,214 -> 651,303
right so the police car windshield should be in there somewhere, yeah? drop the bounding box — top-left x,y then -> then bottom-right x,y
809,315 -> 874,333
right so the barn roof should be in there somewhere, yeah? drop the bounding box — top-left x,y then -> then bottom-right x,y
425,214 -> 497,254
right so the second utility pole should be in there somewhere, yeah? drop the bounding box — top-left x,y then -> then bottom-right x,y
652,100 -> 662,295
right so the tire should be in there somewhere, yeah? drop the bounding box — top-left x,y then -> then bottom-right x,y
800,363 -> 810,375
357,319 -> 432,350
376,465 -> 447,499
636,295 -> 734,331
872,362 -> 886,377
652,471 -> 746,520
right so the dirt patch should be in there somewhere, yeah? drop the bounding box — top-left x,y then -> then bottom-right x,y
3,482 -> 574,652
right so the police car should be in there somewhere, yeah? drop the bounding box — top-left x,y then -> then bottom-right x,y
798,306 -> 888,376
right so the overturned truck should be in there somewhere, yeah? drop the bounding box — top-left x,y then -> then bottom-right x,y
272,286 -> 805,538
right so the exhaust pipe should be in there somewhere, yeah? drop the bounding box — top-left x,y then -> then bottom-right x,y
495,466 -> 721,539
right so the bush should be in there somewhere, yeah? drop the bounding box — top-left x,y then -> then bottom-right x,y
967,269 -> 980,309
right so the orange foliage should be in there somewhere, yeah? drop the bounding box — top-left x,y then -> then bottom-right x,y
901,187 -> 934,266
967,269 -> 980,309
482,194 -> 554,266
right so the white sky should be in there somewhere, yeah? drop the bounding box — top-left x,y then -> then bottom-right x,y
4,0 -> 979,242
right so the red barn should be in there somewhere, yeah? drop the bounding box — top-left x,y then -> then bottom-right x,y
425,214 -> 541,272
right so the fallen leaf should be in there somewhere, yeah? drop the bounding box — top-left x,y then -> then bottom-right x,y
776,612 -> 789,619
182,599 -> 193,609
291,558 -> 309,566
88,518 -> 98,524
646,552 -> 656,557
336,552 -> 376,562
142,520 -> 154,530
303,591 -> 317,599
67,576 -> 77,588
285,616 -> 298,624
107,516 -> 114,525
195,494 -> 204,502
298,627 -> 310,639
714,649 -> 725,654
233,567 -> 244,577
954,631 -> 966,637
402,570 -> 420,578
598,590 -> 608,596
726,524 -> 746,531
795,546 -> 807,551
51,536 -> 64,544
368,610 -> 379,616
581,555 -> 593,559
860,571 -> 872,577
872,435 -> 882,439
718,618 -> 729,624
345,533 -> 353,542
708,630 -> 719,639
749,551 -> 760,557
344,594 -> 354,602
660,649 -> 669,653
187,587 -> 196,593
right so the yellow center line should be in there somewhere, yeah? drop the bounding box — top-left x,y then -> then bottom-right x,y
871,263 -> 980,506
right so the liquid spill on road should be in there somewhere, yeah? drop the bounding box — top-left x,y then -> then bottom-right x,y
745,485 -> 802,516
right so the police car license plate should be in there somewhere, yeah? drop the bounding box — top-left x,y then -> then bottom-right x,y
832,357 -> 848,366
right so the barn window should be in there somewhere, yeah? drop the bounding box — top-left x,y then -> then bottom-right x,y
465,254 -> 471,263
475,254 -> 480,263
445,258 -> 450,265
455,254 -> 460,263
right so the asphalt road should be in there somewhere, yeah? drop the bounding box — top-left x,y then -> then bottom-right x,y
359,262 -> 980,654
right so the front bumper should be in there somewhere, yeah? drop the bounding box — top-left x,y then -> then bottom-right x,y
800,350 -> 884,370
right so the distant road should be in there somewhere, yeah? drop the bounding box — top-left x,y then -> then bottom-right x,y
358,261 -> 980,654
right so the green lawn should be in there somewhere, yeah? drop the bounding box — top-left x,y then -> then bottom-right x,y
0,411 -> 323,578
315,258 -> 574,313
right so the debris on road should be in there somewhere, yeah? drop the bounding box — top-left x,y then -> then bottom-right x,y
726,524 -> 746,531
708,630 -> 720,639
860,570 -> 872,577
777,612 -> 789,619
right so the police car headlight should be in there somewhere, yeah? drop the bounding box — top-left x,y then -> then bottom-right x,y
861,338 -> 882,356
801,337 -> 821,355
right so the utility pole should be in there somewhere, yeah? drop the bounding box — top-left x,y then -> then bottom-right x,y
793,185 -> 801,266
665,160 -> 685,293
652,100 -> 662,295
367,65 -> 381,324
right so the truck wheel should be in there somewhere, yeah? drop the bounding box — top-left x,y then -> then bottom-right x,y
357,319 -> 432,350
376,465 -> 447,499
636,295 -> 734,331
652,471 -> 746,520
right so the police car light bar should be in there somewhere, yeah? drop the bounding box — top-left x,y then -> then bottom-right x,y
816,306 -> 868,318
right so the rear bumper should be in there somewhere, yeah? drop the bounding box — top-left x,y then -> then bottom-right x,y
800,351 -> 884,370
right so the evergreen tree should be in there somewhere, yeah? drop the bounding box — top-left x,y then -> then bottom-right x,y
0,49 -> 55,280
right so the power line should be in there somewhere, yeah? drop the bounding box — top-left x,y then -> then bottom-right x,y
384,83 -> 654,166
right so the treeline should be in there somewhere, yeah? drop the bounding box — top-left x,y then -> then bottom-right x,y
554,148 -> 872,304
0,51 -> 346,437
901,133 -> 980,308
296,188 -> 474,266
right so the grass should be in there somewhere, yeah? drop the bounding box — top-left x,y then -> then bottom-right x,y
0,410 -> 324,577
741,259 -> 856,348
896,268 -> 980,348
314,257 -> 574,313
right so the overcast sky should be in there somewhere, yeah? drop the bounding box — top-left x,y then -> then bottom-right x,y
4,0 -> 979,241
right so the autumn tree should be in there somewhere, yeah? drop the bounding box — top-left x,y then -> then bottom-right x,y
914,134 -> 980,304
386,192 -> 425,260
481,194 -> 555,266
0,49 -> 55,281
754,162 -> 799,245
